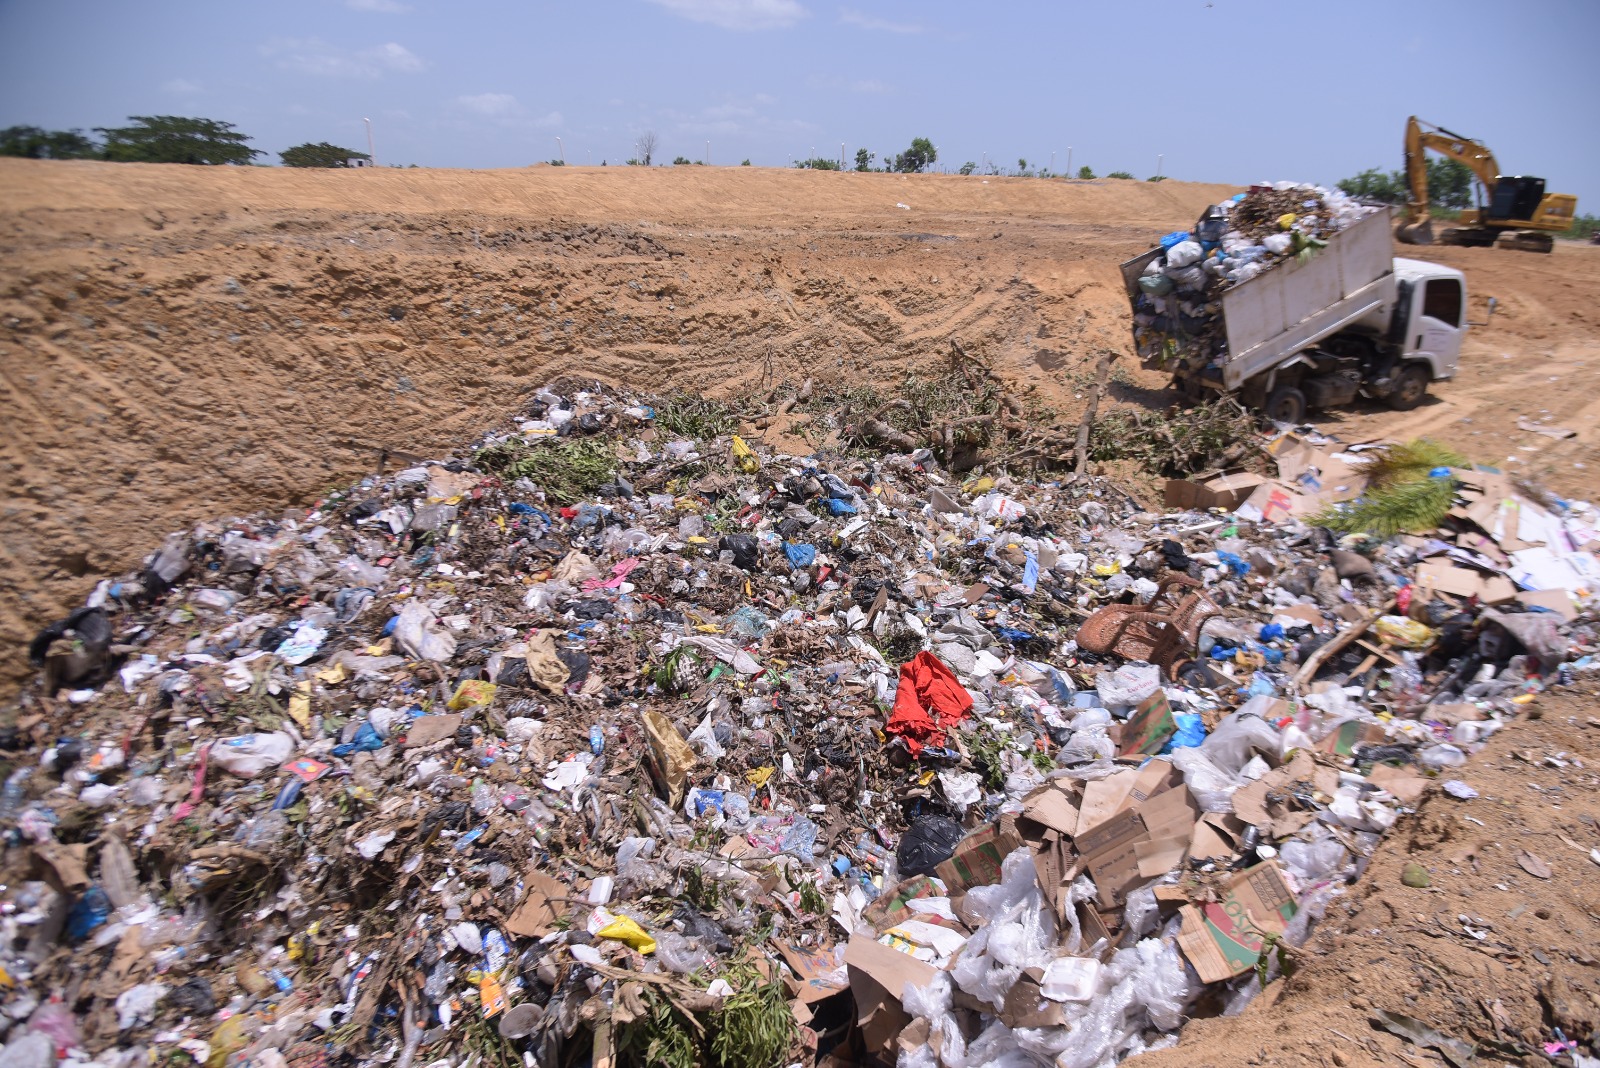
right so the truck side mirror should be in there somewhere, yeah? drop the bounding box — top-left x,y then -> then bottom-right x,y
1468,296 -> 1495,327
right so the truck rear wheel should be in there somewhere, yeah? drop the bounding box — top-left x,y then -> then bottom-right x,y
1263,386 -> 1307,425
1386,365 -> 1430,411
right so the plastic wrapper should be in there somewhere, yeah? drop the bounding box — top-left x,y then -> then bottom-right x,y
211,732 -> 294,778
1374,615 -> 1435,649
653,931 -> 714,974
950,850 -> 1055,1010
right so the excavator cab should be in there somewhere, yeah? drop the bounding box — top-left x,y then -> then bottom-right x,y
1486,176 -> 1547,223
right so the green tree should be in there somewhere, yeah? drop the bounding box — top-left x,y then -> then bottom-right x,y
279,141 -> 370,168
740,159 -> 751,166
1106,170 -> 1134,179
1426,158 -> 1474,210
1076,165 -> 1095,180
892,136 -> 936,173
0,125 -> 99,160
958,161 -> 977,176
673,156 -> 693,165
854,148 -> 872,172
795,157 -> 841,170
1336,167 -> 1406,204
1146,175 -> 1168,182
97,116 -> 261,165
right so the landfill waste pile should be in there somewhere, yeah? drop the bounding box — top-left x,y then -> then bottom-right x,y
2,380 -> 1597,1068
1130,181 -> 1380,368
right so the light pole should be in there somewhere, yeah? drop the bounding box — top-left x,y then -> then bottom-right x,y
1066,146 -> 1072,177
1157,154 -> 1164,178
555,136 -> 564,164
364,117 -> 375,167
1050,150 -> 1055,174
706,140 -> 710,164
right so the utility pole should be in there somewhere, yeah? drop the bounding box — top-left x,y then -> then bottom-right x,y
1066,146 -> 1072,176
705,140 -> 710,164
840,142 -> 844,169
1050,150 -> 1055,173
555,136 -> 564,163
1157,153 -> 1164,178
364,117 -> 375,167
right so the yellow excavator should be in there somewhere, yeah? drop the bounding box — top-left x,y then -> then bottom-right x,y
1395,116 -> 1577,253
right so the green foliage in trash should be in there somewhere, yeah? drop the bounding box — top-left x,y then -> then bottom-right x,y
618,963 -> 795,1068
473,436 -> 616,504
1312,438 -> 1467,537
655,391 -> 746,441
1088,397 -> 1258,476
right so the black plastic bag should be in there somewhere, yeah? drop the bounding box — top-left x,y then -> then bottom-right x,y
896,815 -> 965,877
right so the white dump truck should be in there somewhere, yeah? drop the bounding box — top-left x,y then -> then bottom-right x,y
1121,207 -> 1467,423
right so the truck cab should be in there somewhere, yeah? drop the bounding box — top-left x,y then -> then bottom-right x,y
1391,258 -> 1467,384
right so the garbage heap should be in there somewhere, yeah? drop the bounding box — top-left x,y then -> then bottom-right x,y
1,384 -> 1594,1068
1130,181 -> 1380,367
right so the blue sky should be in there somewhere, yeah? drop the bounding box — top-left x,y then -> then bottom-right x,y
1,0 -> 1596,204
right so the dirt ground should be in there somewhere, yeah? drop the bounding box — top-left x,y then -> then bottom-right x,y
1134,686 -> 1600,1068
3,159 -> 1599,1066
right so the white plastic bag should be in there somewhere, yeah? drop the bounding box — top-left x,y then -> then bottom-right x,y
1097,663 -> 1161,710
211,732 -> 294,778
1165,239 -> 1203,268
393,600 -> 457,662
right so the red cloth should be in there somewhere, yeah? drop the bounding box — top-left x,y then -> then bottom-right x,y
887,651 -> 973,754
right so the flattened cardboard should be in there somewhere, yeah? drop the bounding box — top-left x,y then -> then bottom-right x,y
1190,813 -> 1244,861
778,941 -> 849,1004
1120,690 -> 1177,756
861,875 -> 949,932
1414,560 -> 1516,605
1316,719 -> 1386,757
1000,972 -> 1066,1028
1175,861 -> 1299,984
1135,836 -> 1190,879
934,821 -> 1023,893
1020,783 -> 1082,836
844,933 -> 938,1002
504,870 -> 572,937
1516,588 -> 1579,622
1366,763 -> 1428,804
404,713 -> 463,748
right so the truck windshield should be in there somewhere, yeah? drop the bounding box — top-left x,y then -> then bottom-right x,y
1422,278 -> 1463,327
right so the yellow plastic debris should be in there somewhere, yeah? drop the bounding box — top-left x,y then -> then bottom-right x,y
731,435 -> 760,474
447,680 -> 498,711
596,915 -> 657,954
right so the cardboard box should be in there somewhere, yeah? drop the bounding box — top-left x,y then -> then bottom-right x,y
934,820 -> 1023,893
1175,861 -> 1299,983
1120,690 -> 1177,756
1316,719 -> 1387,757
1164,471 -> 1267,512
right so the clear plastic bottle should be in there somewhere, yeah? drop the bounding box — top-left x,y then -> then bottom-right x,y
470,780 -> 495,817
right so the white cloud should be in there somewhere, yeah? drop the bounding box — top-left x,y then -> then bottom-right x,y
644,0 -> 806,31
162,78 -> 202,94
347,0 -> 409,11
458,92 -> 520,116
840,8 -> 924,33
262,38 -> 427,78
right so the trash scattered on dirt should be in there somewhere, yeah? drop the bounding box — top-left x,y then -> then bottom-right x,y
2,377 -> 1597,1067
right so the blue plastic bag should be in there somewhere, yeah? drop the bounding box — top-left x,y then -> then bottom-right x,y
1162,712 -> 1207,753
332,721 -> 385,757
1159,230 -> 1192,250
783,542 -> 817,569
824,497 -> 857,516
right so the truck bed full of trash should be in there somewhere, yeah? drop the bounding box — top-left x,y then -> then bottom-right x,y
1130,181 -> 1381,368
1,383 -> 1593,1068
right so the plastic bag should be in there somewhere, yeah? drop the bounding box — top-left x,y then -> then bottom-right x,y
1170,745 -> 1246,813
653,932 -> 714,974
686,714 -> 726,760
1200,712 -> 1281,774
896,815 -> 965,876
211,732 -> 294,778
1097,663 -> 1160,709
393,600 -> 457,662
1374,615 -> 1435,649
1165,240 -> 1203,268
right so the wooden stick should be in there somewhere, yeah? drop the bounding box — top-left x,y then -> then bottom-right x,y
1293,598 -> 1395,689
1074,350 -> 1116,474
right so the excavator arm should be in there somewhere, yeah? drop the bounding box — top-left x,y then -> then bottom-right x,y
1397,116 -> 1502,244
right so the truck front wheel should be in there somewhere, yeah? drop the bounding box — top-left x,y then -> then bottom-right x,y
1263,386 -> 1307,425
1386,365 -> 1430,411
